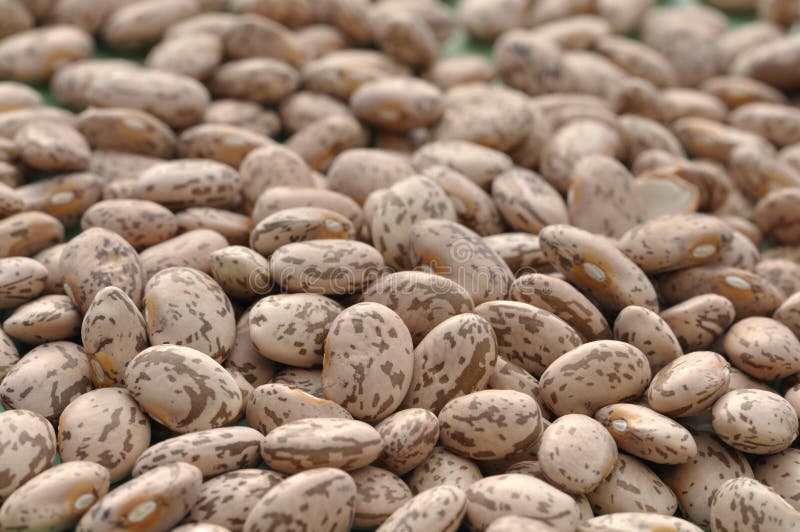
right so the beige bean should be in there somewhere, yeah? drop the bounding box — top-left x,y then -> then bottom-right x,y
0,25 -> 93,82
0,461 -> 109,530
2,295 -> 81,345
406,447 -> 482,494
540,340 -> 651,417
439,390 -> 543,461
76,107 -> 175,158
323,302 -> 414,422
509,273 -> 611,342
540,225 -> 659,313
658,265 -> 783,318
242,468 -> 356,532
259,418 -> 383,474
595,403 -> 697,464
58,387 -> 150,482
139,229 -> 229,278
402,313 -> 497,414
125,344 -> 242,433
76,463 -> 202,532
81,286 -> 148,387
80,199 -> 178,250
465,474 -> 579,532
587,453 -> 677,515
144,267 -> 235,362
661,294 -> 736,352
377,485 -> 466,532
188,469 -> 283,531
712,389 -> 798,455
0,257 -> 48,309
245,383 -> 351,435
0,341 -> 90,420
710,478 -> 800,532
723,317 -> 800,380
647,351 -> 730,418
0,409 -> 57,500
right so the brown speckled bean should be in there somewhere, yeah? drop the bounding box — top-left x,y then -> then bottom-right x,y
249,207 -> 354,258
351,77 -> 443,132
407,447 -> 483,494
709,477 -> 800,532
403,313 -> 497,414
0,409 -> 57,501
80,199 -> 178,251
439,390 -> 543,462
712,389 -> 798,455
475,300 -> 582,378
2,294 -> 81,344
140,229 -> 229,278
176,207 -> 253,247
618,214 -> 734,274
409,219 -> 513,305
568,155 -> 641,238
509,273 -> 611,342
660,431 -> 754,528
259,417 -> 383,474
323,302 -> 413,422
14,120 -> 89,172
189,469 -> 284,531
144,267 -> 235,362
203,99 -> 280,137
540,225 -> 659,313
76,107 -> 176,158
57,387 -> 150,482
723,316 -> 800,380
753,448 -> 800,512
0,340 -> 91,420
81,286 -> 149,387
412,140 -> 512,189
132,426 -> 262,478
242,468 -> 356,532
285,113 -> 367,171
60,227 -> 146,313
660,294 -> 736,352
76,462 -> 202,532
270,239 -> 384,295
351,466 -> 413,529
208,245 -> 270,301
658,265 -> 783,318
245,383 -> 351,435
377,485 -> 466,532
0,461 -> 110,531
15,172 -> 102,226
465,474 -> 579,532
579,513 -> 702,532
0,328 -> 19,381
135,159 -> 242,210
248,293 -> 339,367
538,414 -> 617,494
647,351 -> 730,418
375,407 -> 439,476
595,403 -> 697,465
539,340 -> 651,417
492,167 -> 569,236
0,257 -> 48,309
613,305 -> 682,372
587,452 -> 677,515
82,68 -> 210,128
0,25 -> 93,82
125,344 -> 242,433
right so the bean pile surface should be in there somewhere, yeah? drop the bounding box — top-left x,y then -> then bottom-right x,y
2,0 -> 800,531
